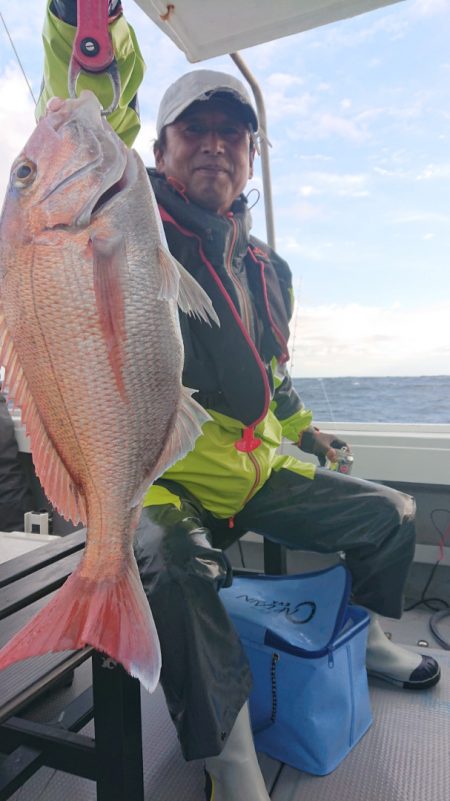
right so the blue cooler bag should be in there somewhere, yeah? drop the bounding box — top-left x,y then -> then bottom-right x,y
220,564 -> 372,775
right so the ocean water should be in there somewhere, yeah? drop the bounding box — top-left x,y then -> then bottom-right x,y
292,375 -> 450,424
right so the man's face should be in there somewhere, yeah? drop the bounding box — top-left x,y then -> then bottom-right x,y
154,98 -> 255,215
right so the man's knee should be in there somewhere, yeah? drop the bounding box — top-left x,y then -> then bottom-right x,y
364,485 -> 416,561
134,503 -> 233,594
379,485 -> 416,531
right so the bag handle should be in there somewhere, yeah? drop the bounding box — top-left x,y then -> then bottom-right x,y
253,651 -> 279,735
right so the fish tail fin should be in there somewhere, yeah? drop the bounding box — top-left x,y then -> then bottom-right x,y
0,561 -> 161,692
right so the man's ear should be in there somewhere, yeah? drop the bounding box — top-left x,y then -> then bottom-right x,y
154,144 -> 165,173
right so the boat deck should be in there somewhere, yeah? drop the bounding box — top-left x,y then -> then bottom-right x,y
2,599 -> 448,801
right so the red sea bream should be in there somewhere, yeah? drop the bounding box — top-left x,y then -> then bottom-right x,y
0,91 -> 217,690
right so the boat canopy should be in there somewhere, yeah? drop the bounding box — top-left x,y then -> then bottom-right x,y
133,0 -> 403,61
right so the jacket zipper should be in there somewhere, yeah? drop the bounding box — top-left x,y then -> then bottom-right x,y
229,448 -> 262,528
157,205 -> 271,529
225,214 -> 253,335
223,218 -> 264,524
158,206 -> 271,423
242,449 -> 262,505
247,246 -> 290,363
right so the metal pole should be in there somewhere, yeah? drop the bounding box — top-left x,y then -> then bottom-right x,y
230,52 -> 276,251
230,53 -> 288,576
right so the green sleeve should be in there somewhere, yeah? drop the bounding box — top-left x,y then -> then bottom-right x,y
269,359 -> 313,442
36,1 -> 146,147
275,406 -> 313,443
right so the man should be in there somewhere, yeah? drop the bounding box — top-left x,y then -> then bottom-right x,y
40,4 -> 440,800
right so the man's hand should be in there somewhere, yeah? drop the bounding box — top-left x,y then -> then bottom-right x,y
51,0 -> 123,26
297,426 -> 350,467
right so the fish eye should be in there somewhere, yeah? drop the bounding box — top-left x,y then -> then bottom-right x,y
12,159 -> 37,188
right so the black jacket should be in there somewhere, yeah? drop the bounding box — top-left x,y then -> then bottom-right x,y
149,170 -> 303,429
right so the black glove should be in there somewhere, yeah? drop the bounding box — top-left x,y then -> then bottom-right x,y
298,427 -> 350,467
50,0 -> 123,26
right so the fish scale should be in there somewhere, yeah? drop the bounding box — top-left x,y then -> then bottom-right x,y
0,90 -> 219,691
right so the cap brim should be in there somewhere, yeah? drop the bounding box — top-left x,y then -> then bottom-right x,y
175,91 -> 257,130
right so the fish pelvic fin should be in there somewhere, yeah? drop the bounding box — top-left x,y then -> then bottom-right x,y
130,386 -> 210,508
0,558 -> 161,694
157,244 -> 219,326
0,314 -> 87,525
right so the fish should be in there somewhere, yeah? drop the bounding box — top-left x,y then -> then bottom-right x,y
0,90 -> 218,691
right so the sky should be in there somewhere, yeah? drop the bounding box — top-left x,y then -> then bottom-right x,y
0,0 -> 449,377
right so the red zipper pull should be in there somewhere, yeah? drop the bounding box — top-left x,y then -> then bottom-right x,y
228,516 -> 235,529
235,426 -> 262,453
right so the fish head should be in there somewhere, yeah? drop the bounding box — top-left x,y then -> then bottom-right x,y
0,90 -> 137,249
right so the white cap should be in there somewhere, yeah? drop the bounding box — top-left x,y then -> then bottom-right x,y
156,69 -> 258,136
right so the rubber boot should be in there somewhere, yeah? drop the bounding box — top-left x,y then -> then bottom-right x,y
204,703 -> 271,801
365,610 -> 440,689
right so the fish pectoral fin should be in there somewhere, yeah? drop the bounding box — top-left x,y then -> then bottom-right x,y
0,315 -> 87,525
152,385 -> 211,478
157,244 -> 219,327
129,386 -> 211,508
157,244 -> 180,302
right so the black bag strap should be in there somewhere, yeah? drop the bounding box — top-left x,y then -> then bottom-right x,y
252,651 -> 279,735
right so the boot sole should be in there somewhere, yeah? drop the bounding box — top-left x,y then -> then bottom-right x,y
367,665 -> 441,690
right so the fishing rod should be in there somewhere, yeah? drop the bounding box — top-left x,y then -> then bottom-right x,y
0,11 -> 37,104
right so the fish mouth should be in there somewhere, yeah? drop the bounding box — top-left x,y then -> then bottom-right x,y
40,145 -> 137,230
82,149 -> 138,224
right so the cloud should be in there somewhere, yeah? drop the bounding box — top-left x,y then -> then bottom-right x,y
266,72 -> 304,90
300,185 -> 316,197
272,163 -> 371,199
0,4 -> 47,46
299,170 -> 370,198
416,162 -> 450,180
265,88 -> 314,122
298,154 -> 333,162
277,235 -> 333,260
410,0 -> 450,17
314,112 -> 368,142
0,64 -> 36,200
306,9 -> 410,51
133,120 -> 157,165
289,301 -> 450,377
285,108 -> 373,143
372,155 -> 450,187
373,164 -> 411,178
391,210 -> 450,224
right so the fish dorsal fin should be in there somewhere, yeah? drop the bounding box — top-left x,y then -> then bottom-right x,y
0,314 -> 87,525
129,386 -> 210,508
157,244 -> 219,326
